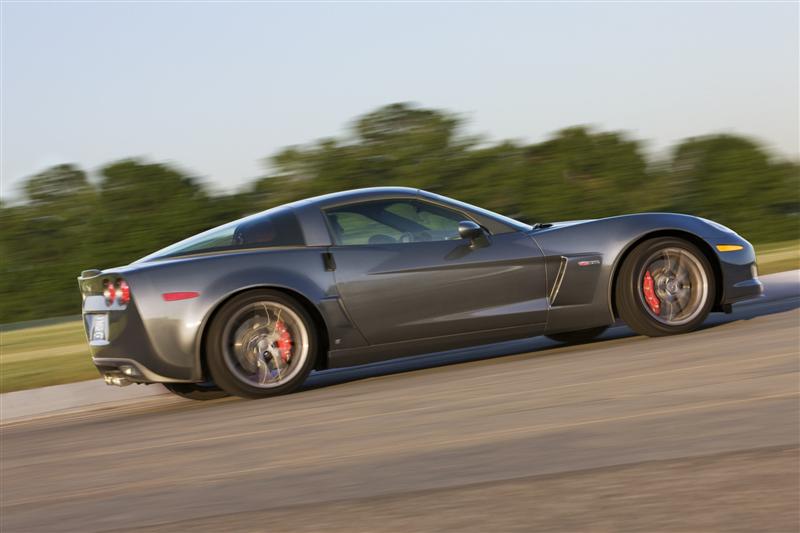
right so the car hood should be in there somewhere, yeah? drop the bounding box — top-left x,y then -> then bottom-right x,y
541,219 -> 596,229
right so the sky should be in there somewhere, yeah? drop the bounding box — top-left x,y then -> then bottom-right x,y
2,1 -> 798,199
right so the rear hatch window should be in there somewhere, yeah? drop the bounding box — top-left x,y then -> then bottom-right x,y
136,207 -> 305,262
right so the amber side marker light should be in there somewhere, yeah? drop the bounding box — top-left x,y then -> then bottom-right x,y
716,245 -> 744,252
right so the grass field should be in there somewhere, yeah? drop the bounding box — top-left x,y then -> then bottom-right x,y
0,321 -> 96,392
1,240 -> 797,394
754,240 -> 800,277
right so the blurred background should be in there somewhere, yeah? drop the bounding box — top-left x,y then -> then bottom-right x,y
1,4 -> 799,532
0,2 -> 798,391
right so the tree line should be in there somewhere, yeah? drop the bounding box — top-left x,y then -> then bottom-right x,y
1,103 -> 798,322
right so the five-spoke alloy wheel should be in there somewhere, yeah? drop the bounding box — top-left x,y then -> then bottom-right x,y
616,238 -> 715,337
207,289 -> 318,398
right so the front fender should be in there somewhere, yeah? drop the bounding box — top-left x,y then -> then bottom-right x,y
530,213 -> 739,332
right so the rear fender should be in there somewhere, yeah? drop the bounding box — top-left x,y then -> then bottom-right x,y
127,249 -> 337,381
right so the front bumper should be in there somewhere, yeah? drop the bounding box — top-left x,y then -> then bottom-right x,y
713,238 -> 763,305
724,274 -> 763,305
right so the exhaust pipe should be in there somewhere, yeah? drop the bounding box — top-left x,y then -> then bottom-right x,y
104,375 -> 133,387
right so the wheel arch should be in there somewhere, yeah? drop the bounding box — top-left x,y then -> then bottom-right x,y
609,229 -> 723,318
197,286 -> 331,381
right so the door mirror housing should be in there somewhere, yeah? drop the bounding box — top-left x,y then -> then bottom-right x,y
458,220 -> 484,242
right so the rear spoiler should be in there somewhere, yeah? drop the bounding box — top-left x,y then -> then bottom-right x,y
80,269 -> 102,279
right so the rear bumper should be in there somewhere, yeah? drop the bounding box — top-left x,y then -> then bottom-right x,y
79,276 -> 198,384
93,357 -> 194,386
81,300 -> 196,383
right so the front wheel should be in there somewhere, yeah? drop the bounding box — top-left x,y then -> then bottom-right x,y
616,238 -> 715,337
206,289 -> 318,399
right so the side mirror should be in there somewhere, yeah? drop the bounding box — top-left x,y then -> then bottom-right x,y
458,220 -> 484,242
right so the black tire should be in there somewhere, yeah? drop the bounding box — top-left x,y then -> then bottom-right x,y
616,237 -> 715,337
546,326 -> 608,344
163,382 -> 230,401
206,289 -> 318,399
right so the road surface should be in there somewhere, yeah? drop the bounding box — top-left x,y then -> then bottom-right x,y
2,272 -> 799,532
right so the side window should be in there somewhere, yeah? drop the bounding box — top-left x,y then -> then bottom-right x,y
144,207 -> 305,260
233,209 -> 305,248
325,200 -> 468,245
327,211 -> 404,245
384,201 -> 463,238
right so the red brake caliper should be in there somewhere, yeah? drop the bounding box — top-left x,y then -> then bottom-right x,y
643,271 -> 661,315
275,320 -> 293,362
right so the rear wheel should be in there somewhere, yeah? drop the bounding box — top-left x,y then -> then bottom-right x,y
616,238 -> 715,337
206,289 -> 317,399
163,382 -> 229,401
546,326 -> 608,344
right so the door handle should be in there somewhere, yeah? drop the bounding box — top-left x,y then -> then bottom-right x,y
322,252 -> 336,272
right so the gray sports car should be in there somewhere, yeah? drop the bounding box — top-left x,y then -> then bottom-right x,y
78,187 -> 762,400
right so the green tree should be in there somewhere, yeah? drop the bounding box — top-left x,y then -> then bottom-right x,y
669,135 -> 800,241
1,104 -> 798,322
95,160 -> 217,267
518,127 -> 650,222
0,165 -> 98,320
263,103 -> 473,197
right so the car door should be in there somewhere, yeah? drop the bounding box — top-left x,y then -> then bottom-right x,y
324,198 -> 548,345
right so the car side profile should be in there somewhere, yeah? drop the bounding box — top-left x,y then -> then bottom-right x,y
78,187 -> 762,399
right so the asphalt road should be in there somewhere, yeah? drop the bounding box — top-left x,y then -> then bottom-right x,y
2,273 -> 799,532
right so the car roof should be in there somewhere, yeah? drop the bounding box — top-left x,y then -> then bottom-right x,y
292,186 -> 421,209
290,186 -> 529,246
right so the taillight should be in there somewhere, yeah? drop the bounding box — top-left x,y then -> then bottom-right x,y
103,278 -> 131,306
103,280 -> 116,305
117,279 -> 131,305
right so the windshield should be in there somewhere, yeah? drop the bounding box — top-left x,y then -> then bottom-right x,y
422,191 -> 533,232
136,206 -> 305,262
